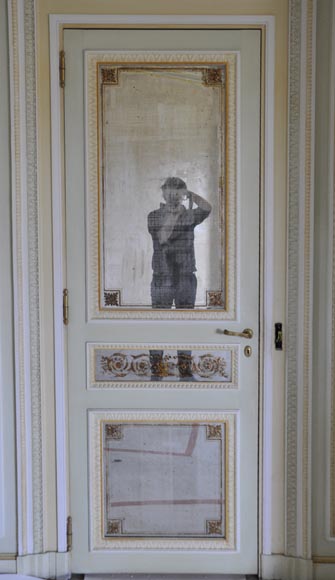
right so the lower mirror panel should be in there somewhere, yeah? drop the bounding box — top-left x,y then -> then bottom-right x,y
89,410 -> 237,551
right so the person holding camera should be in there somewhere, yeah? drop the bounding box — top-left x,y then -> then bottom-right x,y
147,176 -> 212,380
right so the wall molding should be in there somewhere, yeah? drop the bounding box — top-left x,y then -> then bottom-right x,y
0,0 -> 16,555
10,0 -> 43,555
23,0 -> 43,554
8,0 -> 43,556
286,0 -> 316,559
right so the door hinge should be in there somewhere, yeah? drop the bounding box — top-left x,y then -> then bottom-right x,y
59,50 -> 65,88
63,289 -> 69,325
66,516 -> 72,551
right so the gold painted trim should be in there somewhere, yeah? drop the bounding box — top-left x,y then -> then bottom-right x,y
0,554 -> 17,560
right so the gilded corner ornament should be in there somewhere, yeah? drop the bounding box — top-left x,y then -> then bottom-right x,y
105,424 -> 123,440
202,68 -> 225,87
206,424 -> 222,440
206,520 -> 222,535
101,67 -> 119,85
207,291 -> 225,308
106,519 -> 122,535
104,291 -> 120,307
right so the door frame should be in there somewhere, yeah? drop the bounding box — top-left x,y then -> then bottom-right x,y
49,12 -> 276,567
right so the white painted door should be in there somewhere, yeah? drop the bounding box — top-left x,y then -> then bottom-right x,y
64,28 -> 261,575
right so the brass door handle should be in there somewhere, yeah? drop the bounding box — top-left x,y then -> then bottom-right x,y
216,327 -> 254,339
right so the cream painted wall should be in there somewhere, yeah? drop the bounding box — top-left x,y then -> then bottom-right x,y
0,0 -> 17,556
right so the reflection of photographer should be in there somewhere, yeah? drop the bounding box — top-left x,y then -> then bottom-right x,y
147,177 -> 211,381
147,177 -> 212,310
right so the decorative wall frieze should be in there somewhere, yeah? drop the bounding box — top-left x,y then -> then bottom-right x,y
8,0 -> 42,555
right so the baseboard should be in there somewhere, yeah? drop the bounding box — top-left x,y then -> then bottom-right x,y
7,554 -> 334,579
84,576 -> 248,580
261,554 -> 313,579
16,552 -> 70,579
0,559 -> 17,573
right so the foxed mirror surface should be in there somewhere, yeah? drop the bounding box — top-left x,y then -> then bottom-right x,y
99,66 -> 226,310
103,422 -> 225,538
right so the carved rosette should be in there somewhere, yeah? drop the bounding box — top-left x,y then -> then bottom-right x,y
131,353 -> 151,375
195,354 -> 228,378
100,352 -> 131,377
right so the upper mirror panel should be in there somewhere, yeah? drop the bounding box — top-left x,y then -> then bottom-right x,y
86,52 -> 237,319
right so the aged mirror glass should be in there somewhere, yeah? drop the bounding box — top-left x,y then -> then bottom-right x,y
98,65 -> 227,311
103,422 -> 225,538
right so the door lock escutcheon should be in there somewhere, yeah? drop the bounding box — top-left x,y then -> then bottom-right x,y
244,345 -> 252,357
